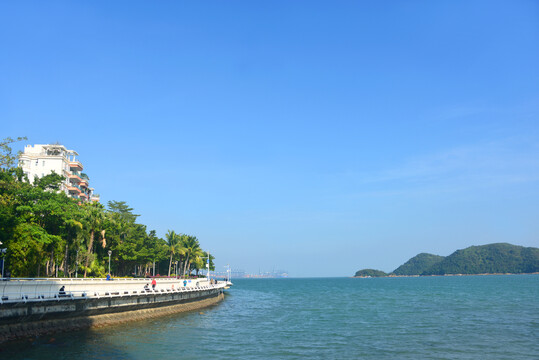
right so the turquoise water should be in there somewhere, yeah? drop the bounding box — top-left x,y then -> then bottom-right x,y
3,276 -> 538,359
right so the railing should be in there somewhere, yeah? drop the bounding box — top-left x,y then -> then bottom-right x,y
0,278 -> 226,305
69,161 -> 83,170
0,277 -> 208,282
68,183 -> 82,192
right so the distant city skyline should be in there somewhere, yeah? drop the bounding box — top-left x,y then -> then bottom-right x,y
2,1 -> 538,276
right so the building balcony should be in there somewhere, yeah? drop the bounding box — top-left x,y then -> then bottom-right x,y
79,193 -> 88,200
69,161 -> 83,171
79,179 -> 88,187
67,184 -> 81,194
68,173 -> 82,183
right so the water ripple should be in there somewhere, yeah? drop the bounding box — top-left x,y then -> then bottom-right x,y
2,276 -> 538,359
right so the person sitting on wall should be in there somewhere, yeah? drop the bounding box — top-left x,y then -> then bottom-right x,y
144,283 -> 150,292
151,278 -> 157,290
59,286 -> 67,297
106,273 -> 111,281
183,280 -> 187,287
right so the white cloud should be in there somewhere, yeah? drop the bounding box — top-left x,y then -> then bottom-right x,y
359,138 -> 539,194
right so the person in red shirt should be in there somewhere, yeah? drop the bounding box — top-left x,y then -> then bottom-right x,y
151,278 -> 156,290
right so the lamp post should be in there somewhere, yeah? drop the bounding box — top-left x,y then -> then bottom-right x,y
175,261 -> 178,278
75,250 -> 79,278
206,253 -> 210,284
108,250 -> 112,275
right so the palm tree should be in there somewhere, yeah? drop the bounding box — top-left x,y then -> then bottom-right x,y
181,235 -> 202,277
165,230 -> 185,277
82,202 -> 106,277
193,256 -> 204,277
189,247 -> 205,276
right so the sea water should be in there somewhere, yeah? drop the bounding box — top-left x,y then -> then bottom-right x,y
2,276 -> 538,359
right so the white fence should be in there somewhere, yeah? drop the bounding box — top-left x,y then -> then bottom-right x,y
0,278 -> 226,304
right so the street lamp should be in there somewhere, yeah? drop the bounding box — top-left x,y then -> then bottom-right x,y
206,253 -> 210,284
108,250 -> 112,275
175,261 -> 178,278
75,250 -> 79,278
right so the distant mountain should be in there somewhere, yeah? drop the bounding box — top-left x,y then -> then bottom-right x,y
392,253 -> 445,276
353,243 -> 539,277
354,269 -> 387,277
423,243 -> 539,275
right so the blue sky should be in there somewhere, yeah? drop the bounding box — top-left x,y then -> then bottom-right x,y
2,1 -> 538,276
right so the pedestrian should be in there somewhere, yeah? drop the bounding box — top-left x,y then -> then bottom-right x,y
151,278 -> 156,290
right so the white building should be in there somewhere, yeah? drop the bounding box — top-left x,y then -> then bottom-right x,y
18,144 -> 100,203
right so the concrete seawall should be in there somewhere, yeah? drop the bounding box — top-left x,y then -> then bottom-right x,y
0,279 -> 227,343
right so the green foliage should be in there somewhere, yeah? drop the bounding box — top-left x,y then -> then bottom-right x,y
0,136 -> 27,169
356,243 -> 539,277
0,157 -> 214,278
392,253 -> 445,275
107,200 -> 139,223
354,269 -> 388,277
87,259 -> 106,277
34,171 -> 65,191
423,243 -> 539,275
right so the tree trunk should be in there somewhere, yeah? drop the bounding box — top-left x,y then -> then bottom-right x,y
183,254 -> 190,277
168,252 -> 173,277
51,250 -> 55,276
63,244 -> 68,275
84,230 -> 95,278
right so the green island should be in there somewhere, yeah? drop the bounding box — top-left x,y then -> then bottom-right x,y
0,137 -> 214,278
354,269 -> 388,277
355,243 -> 539,277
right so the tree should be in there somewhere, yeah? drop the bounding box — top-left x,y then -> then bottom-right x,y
165,230 -> 186,277
0,155 -> 215,278
181,235 -> 203,277
107,200 -> 139,223
194,251 -> 215,276
1,158 -> 82,277
81,202 -> 106,277
0,136 -> 27,170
